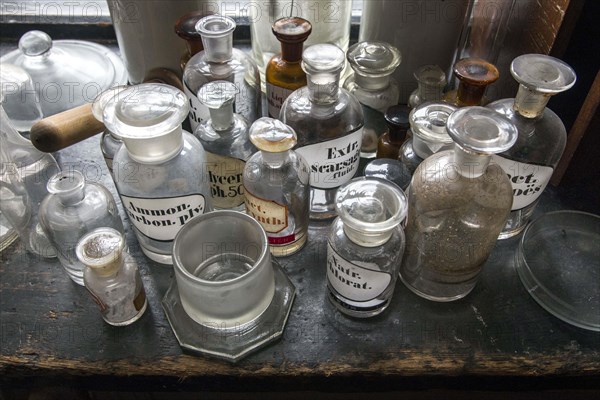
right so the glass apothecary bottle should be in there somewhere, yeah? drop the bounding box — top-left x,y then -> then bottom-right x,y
327,177 -> 408,318
487,54 -> 576,239
0,102 -> 59,258
400,107 -> 517,302
244,118 -> 310,257
266,17 -> 312,119
194,81 -> 256,211
280,44 -> 364,220
183,15 -> 261,131
76,227 -> 147,326
399,102 -> 457,175
408,65 -> 447,109
39,171 -> 124,286
443,58 -> 499,107
377,105 -> 410,160
343,41 -> 401,159
104,83 -> 213,265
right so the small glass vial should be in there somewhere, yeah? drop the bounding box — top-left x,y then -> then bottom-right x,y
399,102 -> 457,175
408,65 -> 446,109
443,58 -> 499,107
76,228 -> 147,326
39,170 -> 124,286
280,44 -> 364,220
244,118 -> 310,257
376,105 -> 410,160
194,81 -> 256,211
104,83 -> 213,265
327,177 -> 408,318
183,15 -> 261,131
266,17 -> 312,119
400,107 -> 517,302
487,54 -> 576,239
343,41 -> 401,159
174,11 -> 208,72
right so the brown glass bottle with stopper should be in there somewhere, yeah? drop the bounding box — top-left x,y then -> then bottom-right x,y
377,105 -> 410,160
266,17 -> 312,118
443,58 -> 499,107
175,11 -> 209,72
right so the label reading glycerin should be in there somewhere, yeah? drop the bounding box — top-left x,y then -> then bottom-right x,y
206,152 -> 245,209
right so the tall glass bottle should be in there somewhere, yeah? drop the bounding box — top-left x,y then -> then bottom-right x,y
194,81 -> 256,211
0,102 -> 59,257
39,171 -> 124,286
343,41 -> 401,159
243,118 -> 310,257
487,54 -> 576,239
104,83 -> 213,265
400,107 -> 517,301
266,17 -> 312,119
327,177 -> 408,318
399,102 -> 457,175
280,44 -> 364,220
183,15 -> 261,131
443,58 -> 499,107
408,65 -> 447,109
377,105 -> 410,160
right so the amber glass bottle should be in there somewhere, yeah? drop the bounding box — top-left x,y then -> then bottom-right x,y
266,17 -> 312,118
443,58 -> 499,107
377,105 -> 410,160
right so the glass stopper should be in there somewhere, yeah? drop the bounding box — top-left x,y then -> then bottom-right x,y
415,64 -> 446,87
76,227 -> 125,276
410,102 -> 457,155
18,30 -> 52,56
196,15 -> 235,63
511,54 -> 576,94
197,81 -> 238,109
346,41 -> 401,78
92,85 -> 129,123
302,44 -> 346,76
249,117 -> 297,153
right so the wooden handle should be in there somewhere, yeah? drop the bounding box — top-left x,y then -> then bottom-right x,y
30,103 -> 105,153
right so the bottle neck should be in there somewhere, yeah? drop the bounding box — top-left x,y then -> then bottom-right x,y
90,253 -> 123,277
417,81 -> 444,103
307,72 -> 341,104
261,150 -> 289,168
354,73 -> 391,91
457,81 -> 487,106
513,84 -> 550,119
202,34 -> 233,63
343,224 -> 393,248
209,103 -> 235,132
389,126 -> 408,144
281,41 -> 304,63
56,184 -> 85,205
123,126 -> 184,164
453,145 -> 490,179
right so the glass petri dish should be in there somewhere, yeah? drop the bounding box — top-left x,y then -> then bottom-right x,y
516,210 -> 600,331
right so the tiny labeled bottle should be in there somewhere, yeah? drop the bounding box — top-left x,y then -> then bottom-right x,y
343,41 -> 401,159
487,54 -> 576,238
376,105 -> 410,160
399,102 -> 457,175
174,11 -> 208,72
327,177 -> 408,318
104,83 -> 213,265
183,15 -> 261,131
194,81 -> 256,211
280,44 -> 364,220
443,58 -> 499,107
400,107 -> 517,301
408,65 -> 446,109
39,170 -> 124,286
244,118 -> 310,257
76,228 -> 147,326
266,17 -> 312,119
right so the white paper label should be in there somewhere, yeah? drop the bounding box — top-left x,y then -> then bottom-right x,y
267,83 -> 294,118
244,189 -> 289,234
184,83 -> 210,131
121,194 -> 206,241
295,128 -> 363,190
492,155 -> 554,210
206,152 -> 245,209
327,243 -> 391,303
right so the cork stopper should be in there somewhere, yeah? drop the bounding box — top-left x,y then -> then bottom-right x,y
249,117 -> 297,153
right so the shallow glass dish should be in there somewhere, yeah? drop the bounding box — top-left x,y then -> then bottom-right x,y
516,210 -> 600,331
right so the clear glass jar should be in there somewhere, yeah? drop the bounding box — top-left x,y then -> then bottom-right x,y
77,227 -> 147,326
443,58 -> 499,107
280,44 -> 364,220
244,118 -> 310,257
39,170 -> 124,286
194,81 -> 256,211
0,103 -> 59,257
343,41 -> 401,159
266,17 -> 312,119
0,63 -> 43,132
104,83 -> 213,265
408,65 -> 447,109
487,54 -> 576,239
183,15 -> 261,132
400,107 -> 517,302
377,105 -> 410,160
327,177 -> 408,318
399,102 -> 457,175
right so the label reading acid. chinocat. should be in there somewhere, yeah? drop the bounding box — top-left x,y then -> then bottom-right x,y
244,189 -> 292,242
491,155 -> 554,210
206,152 -> 245,209
267,83 -> 294,118
327,243 -> 391,303
295,128 -> 363,190
184,83 -> 210,131
120,194 -> 206,242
